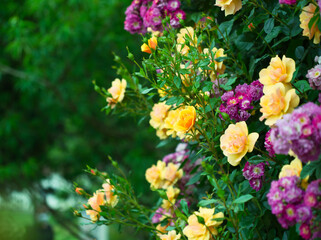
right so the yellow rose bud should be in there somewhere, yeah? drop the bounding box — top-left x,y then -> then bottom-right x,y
220,121 -> 259,166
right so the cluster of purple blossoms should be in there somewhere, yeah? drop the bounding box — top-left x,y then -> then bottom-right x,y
152,207 -> 173,224
219,80 -> 263,122
268,177 -> 321,239
270,102 -> 321,162
163,143 -> 202,196
264,129 -> 275,157
242,162 -> 266,191
124,0 -> 185,34
306,61 -> 321,90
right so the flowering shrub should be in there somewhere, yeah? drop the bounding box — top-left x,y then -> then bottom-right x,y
74,0 -> 321,239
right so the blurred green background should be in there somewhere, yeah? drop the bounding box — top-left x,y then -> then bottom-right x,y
0,0 -> 174,239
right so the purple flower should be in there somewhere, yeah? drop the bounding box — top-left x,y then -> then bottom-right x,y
270,102 -> 321,162
249,80 -> 263,101
167,0 -> 180,11
306,64 -> 321,90
250,163 -> 265,178
284,204 -> 296,221
284,186 -> 303,203
267,187 -> 282,205
304,192 -> 317,208
212,78 -> 227,97
296,205 -> 312,223
221,91 -> 234,101
279,176 -> 298,189
249,178 -> 263,191
271,202 -> 284,215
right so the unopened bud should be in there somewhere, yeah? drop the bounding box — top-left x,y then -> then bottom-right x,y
90,169 -> 96,175
83,204 -> 89,209
248,23 -> 255,31
75,187 -> 84,195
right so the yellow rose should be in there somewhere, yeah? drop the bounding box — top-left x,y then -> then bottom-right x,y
145,160 -> 166,189
107,78 -> 127,109
279,157 -> 309,188
161,186 -> 180,210
176,27 -> 197,55
173,106 -> 197,139
86,191 -> 105,222
220,121 -> 259,166
259,55 -> 295,88
164,108 -> 181,137
215,0 -> 242,16
150,102 -> 171,129
259,83 -> 300,126
183,207 -> 224,240
162,162 -> 183,188
102,179 -> 119,208
300,4 -> 321,44
159,230 -> 181,240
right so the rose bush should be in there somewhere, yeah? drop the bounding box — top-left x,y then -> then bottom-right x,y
74,0 -> 321,239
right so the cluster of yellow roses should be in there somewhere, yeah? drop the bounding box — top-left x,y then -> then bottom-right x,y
85,179 -> 119,222
145,160 -> 183,210
259,55 -> 300,126
149,103 -> 197,140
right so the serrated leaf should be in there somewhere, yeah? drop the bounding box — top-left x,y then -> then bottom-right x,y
233,194 -> 253,204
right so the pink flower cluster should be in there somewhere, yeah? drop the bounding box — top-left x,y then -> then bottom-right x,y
270,102 -> 321,162
124,0 -> 185,34
268,177 -> 321,239
242,162 -> 266,191
219,80 -> 263,122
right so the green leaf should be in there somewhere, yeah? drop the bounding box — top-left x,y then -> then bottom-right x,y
141,88 -> 154,94
264,18 -> 274,34
180,199 -> 189,215
233,194 -> 253,204
308,14 -> 319,30
198,199 -> 217,207
186,171 -> 202,186
156,189 -> 168,200
293,80 -> 311,93
173,76 -> 181,88
301,161 -> 320,179
218,19 -> 234,39
265,27 -> 281,43
196,215 -> 205,225
166,96 -> 178,105
295,46 -> 304,59
221,77 -> 237,90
